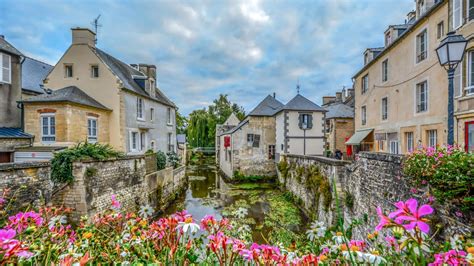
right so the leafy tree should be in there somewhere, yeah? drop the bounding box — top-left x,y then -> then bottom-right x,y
176,110 -> 187,134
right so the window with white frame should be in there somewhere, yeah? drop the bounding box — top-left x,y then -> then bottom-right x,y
140,132 -> 146,151
381,97 -> 388,120
0,53 -> 11,83
167,107 -> 172,124
382,59 -> 388,82
416,29 -> 427,63
167,132 -> 174,152
469,0 -> 474,21
416,81 -> 428,113
427,129 -> 437,148
390,140 -> 399,154
405,132 -> 414,152
361,74 -> 369,94
91,65 -> 99,78
41,114 -> 56,142
437,21 -> 444,39
87,117 -> 98,143
64,64 -> 73,78
361,106 -> 367,126
137,98 -> 144,120
454,60 -> 463,97
453,0 -> 462,29
466,51 -> 474,95
130,131 -> 139,152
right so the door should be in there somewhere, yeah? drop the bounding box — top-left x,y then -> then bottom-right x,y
466,121 -> 474,152
0,152 -> 12,163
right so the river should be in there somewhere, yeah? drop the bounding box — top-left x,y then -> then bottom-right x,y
164,156 -> 309,244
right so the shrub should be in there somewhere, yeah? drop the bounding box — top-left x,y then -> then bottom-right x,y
51,142 -> 123,184
156,151 -> 167,170
344,191 -> 355,210
233,171 -> 273,182
277,159 -> 289,179
166,151 -> 181,169
403,146 -> 474,211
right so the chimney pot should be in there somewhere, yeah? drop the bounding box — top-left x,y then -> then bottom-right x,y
71,28 -> 96,47
273,92 -> 276,98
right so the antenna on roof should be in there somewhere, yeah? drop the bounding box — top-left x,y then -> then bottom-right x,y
296,78 -> 301,94
91,14 -> 102,44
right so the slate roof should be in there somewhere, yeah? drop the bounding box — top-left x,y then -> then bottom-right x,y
22,86 -> 110,110
0,128 -> 32,139
324,102 -> 354,119
279,94 -> 326,112
0,37 -> 22,56
93,48 -> 175,107
248,95 -> 284,116
22,57 -> 53,94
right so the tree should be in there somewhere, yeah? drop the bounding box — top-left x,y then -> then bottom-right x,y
176,110 -> 187,134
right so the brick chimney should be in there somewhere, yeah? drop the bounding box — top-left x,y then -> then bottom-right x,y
71,28 -> 96,47
335,92 -> 342,102
138,64 -> 157,81
322,96 -> 336,105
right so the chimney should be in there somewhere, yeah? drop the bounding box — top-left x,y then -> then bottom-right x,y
0,35 -> 4,39
273,92 -> 276,98
71,28 -> 96,47
138,64 -> 157,81
322,96 -> 336,105
335,92 -> 342,102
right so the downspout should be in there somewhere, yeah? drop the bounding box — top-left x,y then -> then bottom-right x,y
18,56 -> 26,131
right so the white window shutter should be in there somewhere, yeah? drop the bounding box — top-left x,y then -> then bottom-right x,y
1,53 -> 11,83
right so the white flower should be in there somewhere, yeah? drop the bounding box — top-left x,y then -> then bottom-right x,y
138,204 -> 154,219
234,207 -> 248,218
48,215 -> 67,229
306,220 -> 327,241
177,220 -> 200,235
120,251 -> 128,257
237,224 -> 251,234
450,234 -> 463,250
364,253 -> 386,265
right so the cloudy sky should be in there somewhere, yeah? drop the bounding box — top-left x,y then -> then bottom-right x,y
1,0 -> 413,115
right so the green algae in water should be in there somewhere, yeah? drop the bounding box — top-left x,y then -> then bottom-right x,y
230,182 -> 276,190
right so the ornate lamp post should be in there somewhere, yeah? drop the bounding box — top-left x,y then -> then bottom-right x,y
435,32 -> 468,145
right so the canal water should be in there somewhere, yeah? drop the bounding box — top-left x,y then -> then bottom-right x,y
164,156 -> 309,244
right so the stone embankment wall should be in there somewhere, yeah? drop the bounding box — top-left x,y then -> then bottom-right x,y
278,152 -> 472,239
0,154 -> 187,222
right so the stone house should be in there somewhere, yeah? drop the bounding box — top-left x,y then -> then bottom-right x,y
215,113 -> 240,165
275,94 -> 326,158
452,0 -> 474,152
217,95 -> 283,178
42,28 -> 177,155
350,0 -> 451,154
322,88 -> 354,157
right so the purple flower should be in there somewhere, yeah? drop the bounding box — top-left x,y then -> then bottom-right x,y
391,199 -> 433,233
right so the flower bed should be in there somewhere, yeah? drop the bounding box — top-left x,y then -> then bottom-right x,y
1,188 -> 473,265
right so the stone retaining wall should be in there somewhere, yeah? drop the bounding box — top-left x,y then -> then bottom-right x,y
278,152 -> 472,239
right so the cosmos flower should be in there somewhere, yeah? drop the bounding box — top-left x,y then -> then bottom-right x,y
138,205 -> 154,219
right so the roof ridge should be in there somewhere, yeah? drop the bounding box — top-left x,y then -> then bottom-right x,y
23,56 -> 53,67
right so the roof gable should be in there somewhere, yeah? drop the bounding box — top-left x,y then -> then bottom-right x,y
0,37 -> 22,56
248,95 -> 284,116
223,113 -> 240,126
281,94 -> 325,112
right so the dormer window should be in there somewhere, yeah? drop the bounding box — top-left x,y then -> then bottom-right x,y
64,64 -> 73,78
0,53 -> 11,84
91,65 -> 99,78
364,53 -> 369,65
417,0 -> 426,17
385,32 -> 392,46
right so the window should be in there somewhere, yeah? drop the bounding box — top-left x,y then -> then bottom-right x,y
41,114 -> 56,142
437,21 -> 444,39
167,133 -> 174,152
0,53 -> 11,83
427,129 -> 437,148
382,59 -> 388,82
469,0 -> 474,21
91,65 -> 99,78
140,132 -> 146,151
381,97 -> 388,120
150,79 -> 155,89
150,108 -> 154,121
268,145 -> 275,160
377,140 -> 384,151
453,0 -> 462,30
390,140 -> 399,154
405,132 -> 414,152
466,121 -> 474,152
299,114 -> 312,129
87,118 -> 98,143
416,29 -> 427,63
137,98 -> 144,120
247,134 -> 260,147
385,32 -> 391,46
361,74 -> 369,94
361,106 -> 367,126
364,53 -> 369,65
416,81 -> 428,113
130,132 -> 138,152
64,64 -> 73,78
167,108 -> 172,124
466,51 -> 474,95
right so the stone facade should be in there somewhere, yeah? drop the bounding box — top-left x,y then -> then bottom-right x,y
327,118 -> 354,156
0,40 -> 22,128
0,138 -> 31,152
278,152 -> 472,239
24,102 -> 111,147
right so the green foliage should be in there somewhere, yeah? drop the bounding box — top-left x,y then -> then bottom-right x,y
156,151 -> 167,170
277,159 -> 289,179
176,110 -> 188,134
305,165 -> 332,212
344,191 -> 355,210
233,171 -> 273,182
187,94 -> 245,148
403,146 -> 474,211
84,167 -> 97,178
51,142 -> 123,184
166,151 -> 181,169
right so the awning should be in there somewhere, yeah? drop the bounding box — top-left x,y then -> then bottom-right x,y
345,128 -> 373,145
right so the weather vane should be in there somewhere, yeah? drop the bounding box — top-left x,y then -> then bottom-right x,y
296,78 -> 300,94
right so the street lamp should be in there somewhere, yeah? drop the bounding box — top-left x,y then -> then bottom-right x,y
435,32 -> 468,145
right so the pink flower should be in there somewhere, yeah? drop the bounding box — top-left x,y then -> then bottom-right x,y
0,229 -> 32,259
455,211 -> 463,218
375,206 -> 392,231
391,198 -> 433,233
111,195 -> 121,209
429,250 -> 468,266
385,236 -> 400,251
7,211 -> 43,233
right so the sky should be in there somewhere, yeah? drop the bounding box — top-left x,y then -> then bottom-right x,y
1,0 -> 414,115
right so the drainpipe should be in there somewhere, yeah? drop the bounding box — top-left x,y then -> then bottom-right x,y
303,129 -> 306,155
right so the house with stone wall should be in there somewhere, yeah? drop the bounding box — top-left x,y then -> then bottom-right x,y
39,28 -> 177,155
